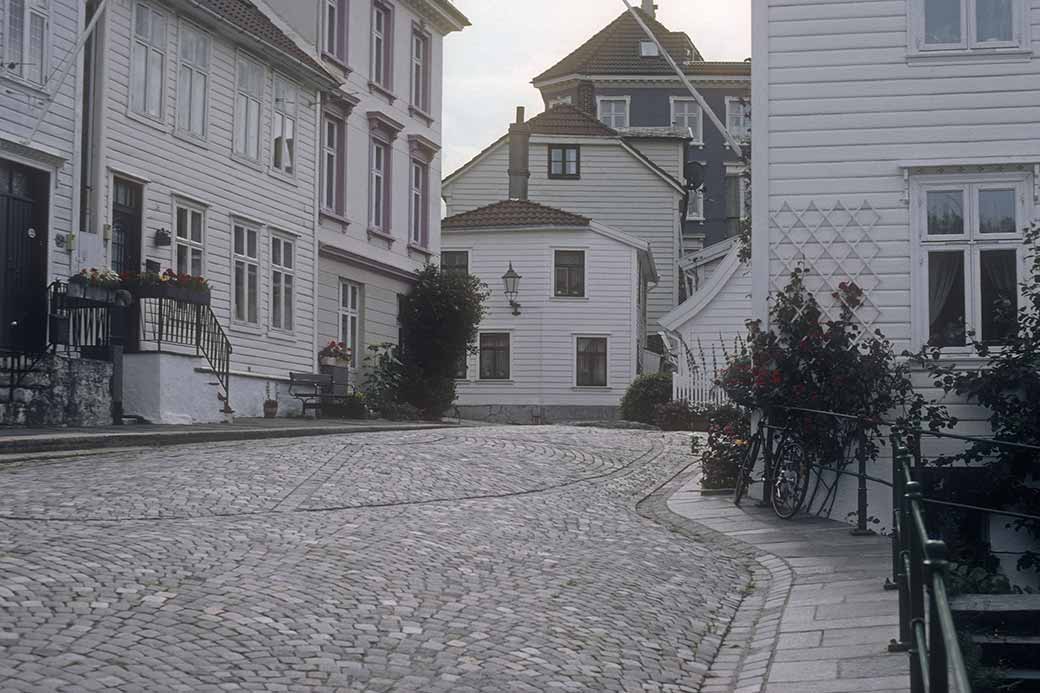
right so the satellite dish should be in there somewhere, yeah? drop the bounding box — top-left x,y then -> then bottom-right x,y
684,161 -> 705,191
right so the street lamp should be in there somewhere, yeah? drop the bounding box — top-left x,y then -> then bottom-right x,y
502,263 -> 522,316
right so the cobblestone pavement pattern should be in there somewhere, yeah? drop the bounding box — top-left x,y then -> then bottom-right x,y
0,427 -> 751,692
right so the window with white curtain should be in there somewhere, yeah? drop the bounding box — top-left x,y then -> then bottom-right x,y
131,2 -> 166,119
176,22 -> 209,137
914,0 -> 1025,51
232,223 -> 259,324
272,76 -> 297,175
914,174 -> 1028,348
234,55 -> 264,160
174,202 -> 204,276
5,0 -> 48,85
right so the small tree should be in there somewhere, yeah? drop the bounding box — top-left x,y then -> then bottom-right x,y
395,264 -> 488,418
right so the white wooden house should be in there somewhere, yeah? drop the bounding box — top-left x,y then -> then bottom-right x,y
261,0 -> 468,376
748,0 -> 1040,583
442,104 -> 686,335
77,0 -> 341,422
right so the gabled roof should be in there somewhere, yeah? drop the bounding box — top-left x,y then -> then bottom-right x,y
533,8 -> 700,84
190,0 -> 334,84
525,104 -> 617,137
442,200 -> 590,230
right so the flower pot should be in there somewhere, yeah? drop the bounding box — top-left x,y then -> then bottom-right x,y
318,356 -> 338,367
263,400 -> 279,418
131,283 -> 211,305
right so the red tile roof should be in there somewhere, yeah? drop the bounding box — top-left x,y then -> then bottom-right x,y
524,104 -> 617,137
532,9 -> 749,84
442,200 -> 590,230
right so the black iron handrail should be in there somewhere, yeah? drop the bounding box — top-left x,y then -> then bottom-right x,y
136,297 -> 232,410
47,281 -> 123,355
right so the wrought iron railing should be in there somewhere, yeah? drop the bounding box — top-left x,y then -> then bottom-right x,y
135,297 -> 232,409
47,281 -> 123,356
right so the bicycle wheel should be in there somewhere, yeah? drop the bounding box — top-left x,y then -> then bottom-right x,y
770,439 -> 810,520
733,434 -> 760,506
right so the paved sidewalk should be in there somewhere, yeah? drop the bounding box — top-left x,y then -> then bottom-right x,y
0,417 -> 466,457
667,473 -> 911,693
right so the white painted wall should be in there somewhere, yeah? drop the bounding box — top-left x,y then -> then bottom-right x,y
442,135 -> 684,331
444,225 -> 645,411
0,0 -> 84,283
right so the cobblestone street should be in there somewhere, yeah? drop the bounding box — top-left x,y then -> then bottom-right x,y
0,427 -> 751,692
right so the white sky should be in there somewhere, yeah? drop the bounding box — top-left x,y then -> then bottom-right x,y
441,0 -> 752,175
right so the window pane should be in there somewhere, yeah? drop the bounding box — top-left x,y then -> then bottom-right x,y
247,230 -> 257,259
284,275 -> 294,330
283,242 -> 293,269
191,248 -> 202,276
283,117 -> 295,173
234,261 -> 245,320
131,43 -> 147,113
271,237 -> 281,266
928,251 -> 966,347
191,211 -> 202,242
577,337 -> 607,387
247,264 -> 258,322
325,152 -> 336,208
979,189 -> 1016,234
176,65 -> 191,130
28,12 -> 44,84
977,0 -> 1013,42
176,244 -> 188,274
247,101 -> 260,159
147,49 -> 163,117
926,190 -> 964,235
151,11 -> 165,46
8,0 -> 24,70
234,226 -> 243,254
134,3 -> 148,38
176,207 -> 187,238
196,33 -> 209,68
925,0 -> 961,44
980,249 -> 1018,343
272,272 -> 282,328
191,73 -> 206,135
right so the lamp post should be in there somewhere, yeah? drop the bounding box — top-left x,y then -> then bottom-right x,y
502,263 -> 522,316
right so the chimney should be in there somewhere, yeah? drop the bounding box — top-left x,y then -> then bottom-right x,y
641,0 -> 657,18
507,106 -> 530,201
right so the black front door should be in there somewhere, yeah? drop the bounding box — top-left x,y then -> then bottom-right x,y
111,177 -> 142,275
0,159 -> 49,351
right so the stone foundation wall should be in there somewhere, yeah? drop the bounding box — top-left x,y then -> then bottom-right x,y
1,355 -> 113,427
455,404 -> 619,425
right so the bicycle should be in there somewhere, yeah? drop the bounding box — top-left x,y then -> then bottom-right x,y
733,410 -> 811,520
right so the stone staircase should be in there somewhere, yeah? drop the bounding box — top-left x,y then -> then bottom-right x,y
953,593 -> 1040,692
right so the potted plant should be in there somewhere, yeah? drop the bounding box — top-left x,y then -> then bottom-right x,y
122,269 -> 211,305
318,341 -> 352,367
68,268 -> 121,303
263,383 -> 279,418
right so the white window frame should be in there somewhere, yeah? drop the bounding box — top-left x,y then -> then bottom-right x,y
5,0 -> 49,86
269,234 -> 295,333
410,27 -> 430,114
271,74 -> 297,176
175,19 -> 209,139
371,1 -> 393,90
339,279 -> 362,367
232,221 -> 260,325
130,1 -> 166,120
910,171 -> 1032,351
369,136 -> 389,232
478,330 -> 512,381
173,198 -> 205,276
323,0 -> 347,63
686,189 -> 705,221
321,114 -> 345,214
725,97 -> 750,142
409,157 -> 428,246
574,334 -> 610,388
909,0 -> 1029,55
670,97 -> 703,144
550,247 -> 588,299
596,96 -> 630,129
233,53 -> 264,161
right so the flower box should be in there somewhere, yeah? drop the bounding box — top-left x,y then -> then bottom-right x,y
319,356 -> 350,368
131,283 -> 211,305
67,276 -> 117,304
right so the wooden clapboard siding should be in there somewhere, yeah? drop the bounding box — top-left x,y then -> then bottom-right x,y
445,227 -> 641,408
442,137 -> 683,331
102,0 -> 321,377
0,0 -> 82,284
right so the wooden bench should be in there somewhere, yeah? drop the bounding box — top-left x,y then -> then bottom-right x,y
289,371 -> 353,417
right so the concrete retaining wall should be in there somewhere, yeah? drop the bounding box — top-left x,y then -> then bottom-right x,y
1,355 -> 113,427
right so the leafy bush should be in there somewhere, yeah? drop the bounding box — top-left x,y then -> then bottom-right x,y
654,399 -> 697,431
322,393 -> 369,420
700,404 -> 750,490
620,373 -> 672,424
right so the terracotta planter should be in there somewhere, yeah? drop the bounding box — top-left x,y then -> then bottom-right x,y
319,356 -> 350,368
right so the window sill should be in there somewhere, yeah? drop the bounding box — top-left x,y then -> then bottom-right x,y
471,379 -> 514,385
172,129 -> 210,151
230,321 -> 264,336
125,109 -> 169,135
230,151 -> 265,172
571,386 -> 612,392
266,329 -> 298,343
550,295 -> 589,302
367,227 -> 395,245
322,52 -> 352,75
0,73 -> 49,98
548,175 -> 582,181
368,81 -> 397,105
320,209 -> 352,227
686,217 -> 705,224
408,105 -> 434,126
407,242 -> 432,257
907,48 -> 1033,66
268,168 -> 298,187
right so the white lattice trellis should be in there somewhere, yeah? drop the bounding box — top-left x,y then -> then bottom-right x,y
769,200 -> 883,343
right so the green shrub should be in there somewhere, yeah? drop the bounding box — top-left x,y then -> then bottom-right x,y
700,404 -> 750,490
322,393 -> 369,419
620,373 -> 672,424
654,399 -> 696,431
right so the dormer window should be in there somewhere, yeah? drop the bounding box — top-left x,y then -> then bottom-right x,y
639,40 -> 659,57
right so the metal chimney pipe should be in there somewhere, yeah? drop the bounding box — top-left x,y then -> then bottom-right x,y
507,106 -> 530,201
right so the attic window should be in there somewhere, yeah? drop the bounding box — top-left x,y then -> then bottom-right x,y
640,41 -> 659,57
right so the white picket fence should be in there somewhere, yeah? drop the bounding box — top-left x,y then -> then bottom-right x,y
673,361 -> 729,406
